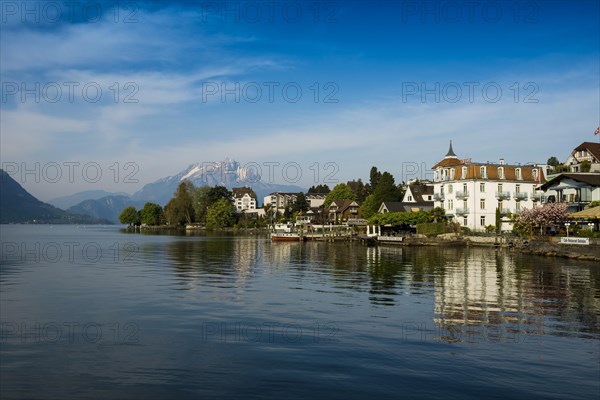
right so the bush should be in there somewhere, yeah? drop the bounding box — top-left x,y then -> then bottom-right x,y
417,222 -> 446,237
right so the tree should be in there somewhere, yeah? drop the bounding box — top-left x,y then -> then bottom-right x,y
208,186 -> 232,204
206,198 -> 236,229
373,172 -> 400,201
369,166 -> 381,193
495,207 -> 502,234
546,156 -> 560,167
140,202 -> 163,226
360,194 -> 380,219
514,203 -> 568,237
307,184 -> 330,194
192,186 -> 212,223
347,179 -> 368,202
361,171 -> 401,218
580,160 -> 591,172
164,181 -> 195,225
292,192 -> 309,214
323,183 -> 357,208
119,206 -> 140,226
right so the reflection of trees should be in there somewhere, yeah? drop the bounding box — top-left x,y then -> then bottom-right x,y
158,236 -> 261,290
265,240 -> 599,337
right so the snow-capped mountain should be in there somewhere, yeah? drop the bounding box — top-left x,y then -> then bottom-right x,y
131,159 -> 305,205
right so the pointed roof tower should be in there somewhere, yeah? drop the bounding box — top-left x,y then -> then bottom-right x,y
445,140 -> 457,158
432,140 -> 461,169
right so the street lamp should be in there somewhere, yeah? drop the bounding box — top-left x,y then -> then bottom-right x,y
565,222 -> 571,237
589,222 -> 595,232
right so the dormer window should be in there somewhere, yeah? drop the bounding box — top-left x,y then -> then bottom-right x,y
533,168 -> 538,182
515,168 -> 522,180
498,167 -> 505,179
480,166 -> 487,179
462,166 -> 467,179
450,168 -> 455,180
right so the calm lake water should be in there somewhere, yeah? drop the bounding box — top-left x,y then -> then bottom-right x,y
1,225 -> 599,399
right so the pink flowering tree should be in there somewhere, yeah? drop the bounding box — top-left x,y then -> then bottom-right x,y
514,203 -> 568,237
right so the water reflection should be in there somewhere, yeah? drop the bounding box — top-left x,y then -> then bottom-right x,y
262,241 -> 600,339
157,237 -> 263,290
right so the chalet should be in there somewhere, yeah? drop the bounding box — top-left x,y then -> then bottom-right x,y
539,173 -> 600,213
565,142 -> 600,173
329,200 -> 360,222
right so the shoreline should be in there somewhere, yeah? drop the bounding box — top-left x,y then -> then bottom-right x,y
123,225 -> 600,262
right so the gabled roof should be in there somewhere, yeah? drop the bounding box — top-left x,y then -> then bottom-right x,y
232,187 -> 257,199
572,142 -> 600,162
330,199 -> 359,212
379,201 -> 405,213
540,173 -> 600,191
379,201 -> 434,213
407,183 -> 434,202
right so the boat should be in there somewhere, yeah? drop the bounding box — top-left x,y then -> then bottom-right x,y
270,222 -> 304,242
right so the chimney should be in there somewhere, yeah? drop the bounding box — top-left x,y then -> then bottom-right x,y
499,158 -> 505,165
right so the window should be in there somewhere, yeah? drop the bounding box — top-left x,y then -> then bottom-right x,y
480,199 -> 485,210
516,184 -> 520,194
480,183 -> 485,192
515,168 -> 522,180
498,183 -> 503,192
448,199 -> 453,209
516,202 -> 521,212
463,217 -> 468,226
450,168 -> 455,180
480,166 -> 487,178
407,195 -> 413,201
448,185 -> 453,194
480,216 -> 485,226
463,200 -> 468,210
462,166 -> 468,179
463,183 -> 467,192
498,167 -> 505,179
498,201 -> 503,211
532,169 -> 538,181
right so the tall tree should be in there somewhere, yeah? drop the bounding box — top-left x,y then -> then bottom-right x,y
164,181 -> 195,225
119,206 -> 140,226
292,192 -> 310,214
546,156 -> 560,167
369,166 -> 381,193
206,198 -> 236,228
208,186 -> 232,204
361,171 -> 401,218
323,183 -> 357,208
140,202 -> 164,226
347,179 -> 368,202
192,186 -> 212,223
307,184 -> 330,194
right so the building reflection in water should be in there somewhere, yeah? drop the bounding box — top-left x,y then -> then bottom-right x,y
159,236 -> 599,339
433,247 -> 600,340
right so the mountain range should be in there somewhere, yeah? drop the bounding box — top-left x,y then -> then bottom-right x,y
0,170 -> 113,224
43,159 -> 305,223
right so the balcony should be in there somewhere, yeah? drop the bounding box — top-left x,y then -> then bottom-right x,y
531,193 -> 545,202
455,208 -> 469,215
496,191 -> 511,200
455,191 -> 469,199
514,192 -> 528,201
499,208 -> 512,215
433,193 -> 445,202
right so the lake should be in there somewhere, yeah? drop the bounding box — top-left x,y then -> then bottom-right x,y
1,225 -> 599,399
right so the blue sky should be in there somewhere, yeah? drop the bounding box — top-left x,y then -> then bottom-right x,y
1,0 -> 599,200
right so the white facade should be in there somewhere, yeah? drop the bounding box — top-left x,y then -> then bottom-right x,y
432,143 -> 547,232
234,192 -> 257,212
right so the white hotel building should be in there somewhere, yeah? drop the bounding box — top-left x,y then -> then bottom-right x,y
432,142 -> 548,232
